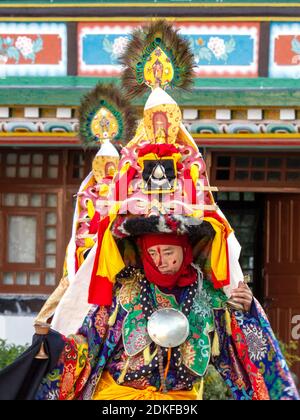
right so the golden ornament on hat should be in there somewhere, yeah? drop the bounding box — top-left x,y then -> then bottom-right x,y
144,46 -> 174,89
91,107 -> 119,142
92,155 -> 119,183
144,103 -> 182,145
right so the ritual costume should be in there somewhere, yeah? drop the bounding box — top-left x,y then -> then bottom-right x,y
0,20 -> 299,401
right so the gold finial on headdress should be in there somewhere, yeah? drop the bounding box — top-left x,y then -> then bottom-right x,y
144,47 -> 175,89
90,107 -> 119,142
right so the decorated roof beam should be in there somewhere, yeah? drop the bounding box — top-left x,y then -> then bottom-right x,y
1,77 -> 300,107
2,0 -> 299,3
2,133 -> 300,150
1,1 -> 300,18
0,20 -> 298,83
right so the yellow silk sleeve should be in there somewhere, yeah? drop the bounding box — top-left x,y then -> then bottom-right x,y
203,216 -> 232,282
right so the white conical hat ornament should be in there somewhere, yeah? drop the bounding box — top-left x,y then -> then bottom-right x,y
144,87 -> 177,110
96,139 -> 120,158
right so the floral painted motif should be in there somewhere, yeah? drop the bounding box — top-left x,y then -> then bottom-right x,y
0,23 -> 67,76
270,23 -> 300,77
102,35 -> 129,64
0,35 -> 43,63
79,22 -> 258,77
189,36 -> 236,64
291,37 -> 300,64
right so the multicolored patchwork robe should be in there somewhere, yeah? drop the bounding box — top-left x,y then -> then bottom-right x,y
35,271 -> 299,400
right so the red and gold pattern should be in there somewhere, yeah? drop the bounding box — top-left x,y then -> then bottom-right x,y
58,335 -> 90,400
230,313 -> 270,401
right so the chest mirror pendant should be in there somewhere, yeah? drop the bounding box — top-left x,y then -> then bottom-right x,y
147,308 -> 190,348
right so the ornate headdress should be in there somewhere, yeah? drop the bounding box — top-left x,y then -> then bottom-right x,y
49,21 -> 245,337
84,20 -> 244,307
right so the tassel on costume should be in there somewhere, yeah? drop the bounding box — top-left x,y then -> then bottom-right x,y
196,377 -> 204,400
211,329 -> 220,357
164,348 -> 172,380
117,357 -> 131,384
143,345 -> 158,365
225,308 -> 232,336
108,302 -> 119,327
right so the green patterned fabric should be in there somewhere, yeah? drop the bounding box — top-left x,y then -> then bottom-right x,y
119,275 -> 228,377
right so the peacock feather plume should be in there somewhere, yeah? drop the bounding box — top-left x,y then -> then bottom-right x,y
79,82 -> 137,147
119,19 -> 195,99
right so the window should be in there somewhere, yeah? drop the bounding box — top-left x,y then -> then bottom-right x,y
0,151 -> 62,183
67,151 -> 95,183
212,153 -> 300,187
0,148 -> 101,295
215,192 -> 264,295
8,216 -> 37,263
0,191 -> 61,293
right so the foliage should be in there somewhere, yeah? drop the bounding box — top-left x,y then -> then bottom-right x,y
0,339 -> 28,370
279,340 -> 300,369
203,341 -> 300,400
204,365 -> 232,400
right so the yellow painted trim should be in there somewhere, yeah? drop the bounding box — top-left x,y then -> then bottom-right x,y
193,133 -> 300,139
1,133 -> 300,139
2,3 -> 300,8
1,16 -> 300,24
2,17 -> 300,22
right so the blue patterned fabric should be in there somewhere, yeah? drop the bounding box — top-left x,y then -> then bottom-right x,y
35,282 -> 300,400
214,299 -> 299,400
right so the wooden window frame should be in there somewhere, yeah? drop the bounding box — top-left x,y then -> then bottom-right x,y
3,208 -> 43,270
0,149 -> 64,185
211,151 -> 300,192
0,186 -> 64,294
0,147 -> 99,295
67,150 -> 95,184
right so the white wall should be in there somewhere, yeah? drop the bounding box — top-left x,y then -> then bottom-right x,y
0,315 -> 35,346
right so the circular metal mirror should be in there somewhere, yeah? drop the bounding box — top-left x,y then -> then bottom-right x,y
147,308 -> 190,348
